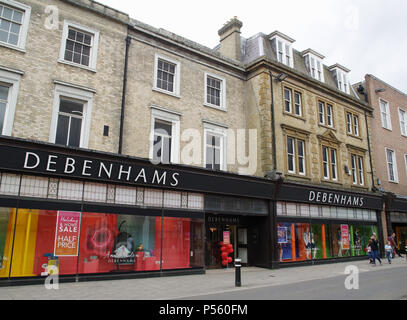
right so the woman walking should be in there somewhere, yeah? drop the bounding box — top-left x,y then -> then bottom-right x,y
369,234 -> 381,266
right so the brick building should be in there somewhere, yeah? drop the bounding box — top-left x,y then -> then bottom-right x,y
355,74 -> 407,253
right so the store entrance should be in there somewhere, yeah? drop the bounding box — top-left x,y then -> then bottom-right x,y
206,224 -> 235,269
205,214 -> 249,269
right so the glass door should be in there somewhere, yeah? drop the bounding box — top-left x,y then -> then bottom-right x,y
237,227 -> 248,264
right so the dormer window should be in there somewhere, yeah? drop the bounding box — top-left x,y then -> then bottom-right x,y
269,31 -> 295,68
329,64 -> 351,94
302,49 -> 325,82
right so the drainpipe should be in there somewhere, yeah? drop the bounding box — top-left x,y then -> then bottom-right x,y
364,110 -> 376,191
269,72 -> 277,171
118,35 -> 131,155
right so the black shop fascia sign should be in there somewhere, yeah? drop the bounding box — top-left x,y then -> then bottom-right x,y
278,183 -> 383,211
0,140 -> 274,199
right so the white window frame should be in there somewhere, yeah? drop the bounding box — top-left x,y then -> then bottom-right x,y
203,122 -> 227,171
385,148 -> 398,183
398,107 -> 407,137
49,82 -> 94,149
153,53 -> 181,97
287,136 -> 296,174
379,99 -> 392,130
294,91 -> 302,117
204,72 -> 226,111
149,107 -> 180,164
271,36 -> 294,68
0,0 -> 31,52
304,53 -> 325,82
58,20 -> 100,72
405,154 -> 407,176
331,68 -> 350,94
0,67 -> 21,136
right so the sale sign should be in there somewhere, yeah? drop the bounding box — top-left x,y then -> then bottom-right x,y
341,224 -> 350,250
223,231 -> 230,245
54,211 -> 81,256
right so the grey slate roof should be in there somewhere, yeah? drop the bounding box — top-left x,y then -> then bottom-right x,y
239,33 -> 360,100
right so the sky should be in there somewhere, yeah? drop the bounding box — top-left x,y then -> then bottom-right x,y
98,0 -> 407,93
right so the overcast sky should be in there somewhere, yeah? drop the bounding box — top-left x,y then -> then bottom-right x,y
98,0 -> 407,93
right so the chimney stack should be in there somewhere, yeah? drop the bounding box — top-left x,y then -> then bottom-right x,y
218,17 -> 243,61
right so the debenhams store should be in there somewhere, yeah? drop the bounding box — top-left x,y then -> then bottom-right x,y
0,137 -> 384,286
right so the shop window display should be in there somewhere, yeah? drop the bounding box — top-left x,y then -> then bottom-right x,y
277,222 -> 294,261
0,207 -> 204,279
0,208 -> 15,278
396,227 -> 407,253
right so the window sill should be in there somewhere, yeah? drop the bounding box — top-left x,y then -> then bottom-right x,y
318,124 -> 336,131
0,42 -> 26,53
58,60 -> 97,73
346,133 -> 363,141
203,102 -> 227,112
350,185 -> 368,191
283,111 -> 305,121
388,180 -> 399,184
381,126 -> 392,132
152,87 -> 181,99
285,173 -> 311,181
321,179 -> 342,186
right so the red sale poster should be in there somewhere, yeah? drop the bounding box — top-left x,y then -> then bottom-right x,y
341,224 -> 350,250
223,231 -> 230,245
54,211 -> 81,256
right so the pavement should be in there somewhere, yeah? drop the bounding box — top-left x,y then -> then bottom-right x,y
0,256 -> 406,300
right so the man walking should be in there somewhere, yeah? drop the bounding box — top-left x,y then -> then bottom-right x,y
389,233 -> 403,258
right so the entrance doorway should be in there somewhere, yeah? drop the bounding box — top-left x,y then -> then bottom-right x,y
206,224 -> 236,269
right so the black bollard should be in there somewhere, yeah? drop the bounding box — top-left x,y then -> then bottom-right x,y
235,258 -> 241,287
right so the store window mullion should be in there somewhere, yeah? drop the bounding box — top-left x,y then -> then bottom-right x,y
7,175 -> 22,279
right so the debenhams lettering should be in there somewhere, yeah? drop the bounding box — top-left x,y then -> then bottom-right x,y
308,190 -> 364,207
23,152 -> 180,187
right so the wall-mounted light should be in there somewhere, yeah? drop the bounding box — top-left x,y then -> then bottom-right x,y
265,170 -> 284,182
276,73 -> 288,82
344,165 -> 350,175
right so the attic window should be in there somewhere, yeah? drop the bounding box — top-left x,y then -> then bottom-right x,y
330,66 -> 350,94
302,50 -> 325,83
270,32 -> 295,68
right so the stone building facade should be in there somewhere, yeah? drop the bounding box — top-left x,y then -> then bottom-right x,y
0,0 -> 129,153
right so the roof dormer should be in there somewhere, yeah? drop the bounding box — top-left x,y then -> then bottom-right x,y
268,31 -> 295,68
329,64 -> 351,94
302,49 -> 325,83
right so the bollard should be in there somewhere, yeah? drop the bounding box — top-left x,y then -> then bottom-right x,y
235,258 -> 241,287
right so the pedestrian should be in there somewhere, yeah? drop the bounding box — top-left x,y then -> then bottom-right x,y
367,238 -> 373,264
369,234 -> 381,266
385,241 -> 393,264
390,233 -> 403,258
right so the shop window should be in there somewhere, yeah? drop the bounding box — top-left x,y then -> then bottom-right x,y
0,207 -> 15,278
329,224 -> 351,258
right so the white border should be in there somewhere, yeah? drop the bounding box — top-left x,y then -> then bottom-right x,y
398,107 -> 407,137
379,98 -> 392,130
49,82 -> 94,148
385,147 -> 398,183
203,122 -> 227,171
149,106 -> 180,164
204,72 -> 226,111
0,68 -> 21,135
153,53 -> 181,97
0,0 -> 31,52
58,20 -> 100,72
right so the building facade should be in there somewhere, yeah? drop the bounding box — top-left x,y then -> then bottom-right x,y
0,1 -> 398,286
220,19 -> 384,266
356,74 -> 407,254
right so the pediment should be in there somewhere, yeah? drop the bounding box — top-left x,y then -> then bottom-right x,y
317,129 -> 340,144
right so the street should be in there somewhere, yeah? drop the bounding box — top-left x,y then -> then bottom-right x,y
185,264 -> 407,300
